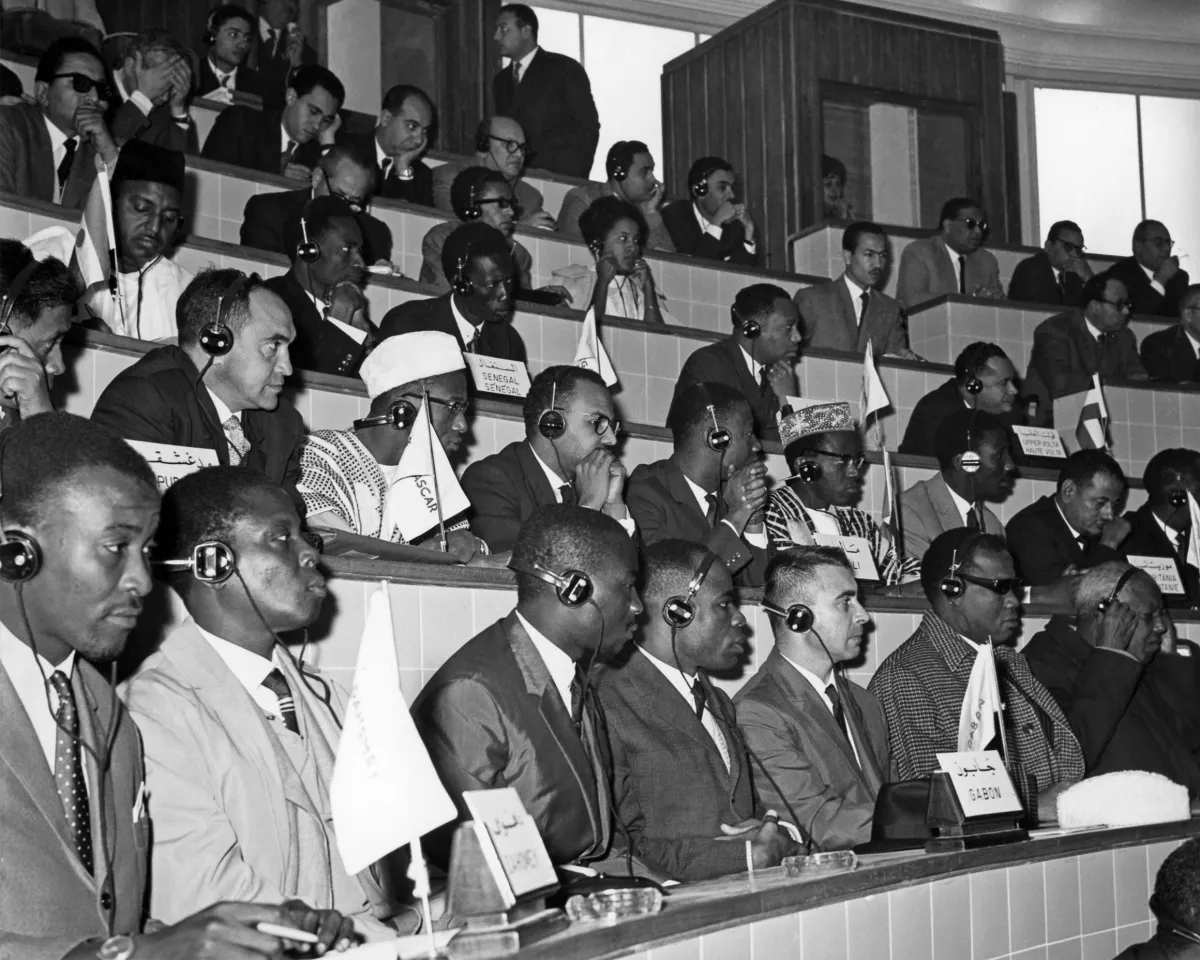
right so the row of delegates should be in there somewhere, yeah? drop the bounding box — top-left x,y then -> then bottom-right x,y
198,1 -> 317,109
0,413 -> 373,956
896,197 -> 1003,309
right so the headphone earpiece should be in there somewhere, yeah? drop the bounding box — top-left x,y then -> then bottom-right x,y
202,12 -> 216,45
662,551 -> 718,629
509,559 -> 593,606
474,128 -> 491,153
464,184 -> 482,221
538,374 -> 567,440
353,398 -> 417,432
0,531 -> 41,583
763,601 -> 814,634
297,216 -> 321,264
797,460 -> 822,483
705,404 -> 731,452
940,549 -> 966,600
1170,491 -> 1188,509
1097,567 -> 1138,614
959,451 -> 982,474
199,273 -> 254,357
690,174 -> 709,198
157,541 -> 236,585
732,305 -> 760,339
451,240 -> 475,298
963,376 -> 983,396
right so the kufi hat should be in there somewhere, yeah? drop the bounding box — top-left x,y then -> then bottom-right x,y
779,401 -> 855,448
359,331 -> 465,400
112,139 -> 186,195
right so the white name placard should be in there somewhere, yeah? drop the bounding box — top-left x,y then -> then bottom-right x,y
814,533 -> 880,581
1127,555 -> 1186,595
463,788 -> 558,906
936,750 -> 1023,817
1011,426 -> 1067,459
126,441 -> 219,491
465,355 -> 531,398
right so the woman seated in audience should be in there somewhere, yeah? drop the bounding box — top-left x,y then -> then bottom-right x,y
554,196 -> 673,325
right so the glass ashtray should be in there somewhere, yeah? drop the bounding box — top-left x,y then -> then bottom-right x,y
782,851 -> 858,877
565,887 -> 664,923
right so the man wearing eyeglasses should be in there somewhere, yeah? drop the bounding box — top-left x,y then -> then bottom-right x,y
340,83 -> 436,207
0,37 -> 118,208
298,331 -> 489,564
1023,271 -> 1148,425
896,197 -> 1004,310
1008,220 -> 1093,307
1141,284 -> 1200,383
1109,220 -> 1191,318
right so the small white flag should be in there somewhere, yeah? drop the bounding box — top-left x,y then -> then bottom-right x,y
1187,492 -> 1200,571
1075,374 -> 1109,451
859,342 -> 890,423
383,398 -> 470,543
573,307 -> 618,387
958,642 -> 1001,753
881,446 -> 896,527
331,584 -> 458,875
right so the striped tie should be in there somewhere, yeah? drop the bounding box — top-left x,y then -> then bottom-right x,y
261,669 -> 300,735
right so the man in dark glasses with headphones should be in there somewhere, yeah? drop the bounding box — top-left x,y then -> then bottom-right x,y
737,548 -> 894,852
1121,449 -> 1200,609
897,196 -> 1003,309
596,540 -> 796,880
0,37 -> 119,208
0,414 -> 353,958
413,505 -> 643,869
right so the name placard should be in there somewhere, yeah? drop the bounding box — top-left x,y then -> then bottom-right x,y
936,750 -> 1023,817
126,440 -> 219,491
1011,426 -> 1067,459
813,533 -> 880,581
1127,555 -> 1186,595
465,355 -> 531,398
463,788 -> 558,907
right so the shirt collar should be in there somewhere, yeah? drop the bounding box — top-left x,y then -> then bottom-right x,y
206,386 -> 239,424
638,645 -> 697,699
42,111 -> 69,152
1084,317 -> 1104,342
114,70 -> 131,102
195,622 -> 275,698
281,122 -> 293,153
208,57 -> 237,83
1141,262 -> 1157,284
682,473 -> 714,518
0,618 -> 75,685
1186,328 -> 1200,358
739,343 -> 762,379
515,610 -> 575,707
780,649 -> 833,688
692,202 -> 722,240
1054,498 -> 1084,540
374,134 -> 388,168
529,443 -> 568,497
922,611 -> 983,672
516,47 -> 539,72
259,16 -> 275,42
944,478 -> 974,524
943,237 -> 962,271
1153,512 -> 1181,548
843,273 -> 868,298
449,294 -> 480,347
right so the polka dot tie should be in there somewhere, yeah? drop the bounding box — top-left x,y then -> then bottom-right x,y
49,671 -> 93,874
223,415 -> 251,466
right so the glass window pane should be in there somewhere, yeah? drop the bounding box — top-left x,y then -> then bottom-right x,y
528,7 -> 580,63
581,15 -> 696,181
1034,88 -> 1142,256
1141,95 -> 1200,269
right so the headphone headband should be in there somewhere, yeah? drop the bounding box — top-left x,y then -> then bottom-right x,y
1097,567 -> 1139,613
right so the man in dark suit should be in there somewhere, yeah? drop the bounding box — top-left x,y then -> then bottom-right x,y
461,366 -> 634,553
627,383 -> 770,587
201,63 -> 342,181
1121,448 -> 1200,609
254,0 -> 317,111
1006,449 -> 1129,587
90,269 -> 305,504
379,222 -> 523,361
597,542 -> 795,881
492,4 -> 599,179
795,221 -> 918,359
412,505 -> 641,868
108,29 -> 197,154
1024,562 -> 1200,796
340,84 -> 436,207
661,156 -> 759,266
263,195 -> 374,378
896,197 -> 1003,309
1141,284 -> 1200,383
1024,272 -> 1148,425
737,548 -> 895,851
240,143 -> 393,264
0,413 -> 348,959
195,4 -> 263,101
1108,220 -> 1191,318
674,283 -> 801,442
1008,220 -> 1092,307
0,37 -> 119,208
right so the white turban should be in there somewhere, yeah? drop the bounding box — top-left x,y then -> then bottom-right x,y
359,331 -> 466,400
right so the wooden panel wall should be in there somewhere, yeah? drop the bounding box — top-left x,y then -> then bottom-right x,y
439,0 -> 502,155
662,0 -> 1010,271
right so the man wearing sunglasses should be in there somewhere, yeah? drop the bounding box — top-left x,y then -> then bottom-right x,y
298,331 -> 488,564
0,37 -> 118,208
1008,220 -> 1093,307
870,528 -> 1085,812
1023,271 -> 1148,425
897,197 -> 1003,310
1109,219 -> 1191,318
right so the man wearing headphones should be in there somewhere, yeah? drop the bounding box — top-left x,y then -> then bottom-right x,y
736,548 -> 894,851
627,382 -> 769,587
298,332 -> 488,564
1117,838 -> 1200,957
660,156 -> 758,266
379,222 -> 524,362
557,139 -> 674,252
196,3 -> 263,100
91,269 -> 306,504
413,505 -> 642,867
596,540 -> 795,880
124,466 -> 402,938
1121,449 -> 1200,609
0,414 -> 354,958
870,529 -> 1084,807
264,194 -> 374,377
461,365 -> 633,553
674,283 -> 801,442
1022,563 -> 1200,793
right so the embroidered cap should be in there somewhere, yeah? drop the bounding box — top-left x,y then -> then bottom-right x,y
359,331 -> 465,399
779,401 -> 855,448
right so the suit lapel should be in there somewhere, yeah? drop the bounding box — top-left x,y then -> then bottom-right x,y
931,237 -> 958,294
663,460 -> 710,534
929,475 -> 966,535
628,649 -> 726,762
29,106 -> 56,202
76,666 -> 119,898
516,441 -> 559,509
721,337 -> 761,406
831,277 -> 863,352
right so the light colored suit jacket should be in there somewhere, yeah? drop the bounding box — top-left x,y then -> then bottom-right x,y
795,274 -> 908,355
899,472 -> 1005,560
122,622 -> 396,936
897,234 -> 1001,310
733,648 -> 894,851
0,99 -> 99,209
0,655 -> 147,958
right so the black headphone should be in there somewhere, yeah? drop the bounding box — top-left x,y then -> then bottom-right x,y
463,184 -> 482,221
1169,490 -> 1188,509
353,398 -> 417,432
1097,567 -> 1138,613
732,303 -> 760,339
451,240 -> 475,298
1149,897 -> 1200,946
940,548 -> 967,600
200,272 -> 256,357
690,162 -> 723,199
202,10 -> 216,45
662,550 -> 718,628
0,432 -> 42,583
509,558 -> 593,606
607,142 -> 629,183
297,215 -> 321,264
538,368 -> 568,440
158,540 -> 237,584
762,600 -> 814,634
962,374 -> 983,396
0,259 -> 39,332
796,456 -> 822,484
704,403 -> 731,452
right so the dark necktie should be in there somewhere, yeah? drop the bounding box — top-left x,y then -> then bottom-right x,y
691,679 -> 707,720
280,140 -> 297,173
570,664 -> 586,732
266,27 -> 278,57
957,255 -> 967,295
758,366 -> 772,400
49,672 -> 93,874
380,157 -> 393,181
57,137 -> 77,191
1058,271 -> 1068,303
1097,331 -> 1114,348
825,682 -> 851,743
511,59 -> 522,85
1076,534 -> 1088,555
261,669 -> 301,735
704,492 -> 718,526
559,483 -> 576,507
966,502 -> 982,531
859,289 -> 870,322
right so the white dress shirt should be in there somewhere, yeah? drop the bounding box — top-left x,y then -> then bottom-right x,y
207,386 -> 240,426
529,445 -> 636,535
113,70 -> 155,117
844,274 -> 869,326
1154,512 -> 1182,551
512,47 -> 539,83
0,620 -> 78,773
945,481 -> 975,527
638,647 -> 729,771
515,611 -> 575,710
1054,499 -> 1086,543
281,123 -> 296,154
1187,329 -> 1200,359
259,16 -> 282,56
449,294 -> 480,350
692,202 -> 755,254
1085,317 -> 1106,343
1141,261 -> 1167,297
683,473 -> 768,548
42,113 -> 73,204
780,652 -> 860,766
195,623 -> 288,720
206,58 -> 238,99
304,289 -> 367,344
739,344 -> 764,382
944,239 -> 963,283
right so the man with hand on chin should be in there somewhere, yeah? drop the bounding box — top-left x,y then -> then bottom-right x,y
342,84 -> 436,207
662,156 -> 759,266
558,139 -> 674,252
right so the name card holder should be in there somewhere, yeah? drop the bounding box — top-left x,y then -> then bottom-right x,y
926,751 -> 1028,853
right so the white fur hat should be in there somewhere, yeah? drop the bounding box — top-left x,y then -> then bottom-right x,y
359,332 -> 465,400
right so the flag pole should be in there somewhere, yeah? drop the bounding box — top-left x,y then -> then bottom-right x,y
986,637 -> 1012,774
98,161 -> 121,313
408,835 -> 444,958
423,386 -> 448,553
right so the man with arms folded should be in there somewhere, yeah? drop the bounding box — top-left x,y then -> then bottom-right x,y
1008,220 -> 1092,307
0,413 -> 353,959
461,365 -> 633,553
869,529 -> 1084,808
412,505 -> 642,867
124,466 -> 401,937
735,548 -> 895,851
596,540 -> 796,880
558,139 -> 673,252
896,197 -> 1002,310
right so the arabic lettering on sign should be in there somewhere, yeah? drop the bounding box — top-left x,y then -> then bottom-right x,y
1127,555 -> 1186,595
812,533 -> 880,581
465,355 -> 531,398
126,440 -> 219,492
1012,426 -> 1067,459
936,749 -> 1023,818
